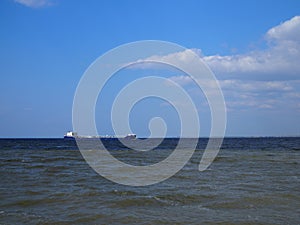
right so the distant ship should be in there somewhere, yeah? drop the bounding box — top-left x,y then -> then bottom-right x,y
64,131 -> 78,139
64,131 -> 136,140
124,133 -> 137,139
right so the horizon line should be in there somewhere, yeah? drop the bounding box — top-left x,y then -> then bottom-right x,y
0,135 -> 300,139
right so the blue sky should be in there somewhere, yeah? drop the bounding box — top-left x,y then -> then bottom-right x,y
1,0 -> 300,137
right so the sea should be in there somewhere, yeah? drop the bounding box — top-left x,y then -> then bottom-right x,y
0,137 -> 299,224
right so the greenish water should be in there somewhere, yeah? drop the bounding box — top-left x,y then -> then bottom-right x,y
0,138 -> 299,224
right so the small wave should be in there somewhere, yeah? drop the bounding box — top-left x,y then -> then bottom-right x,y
110,195 -> 168,208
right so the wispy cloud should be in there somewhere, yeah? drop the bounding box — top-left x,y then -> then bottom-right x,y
166,75 -> 300,110
220,80 -> 294,92
14,0 -> 54,8
167,75 -> 295,92
220,80 -> 300,111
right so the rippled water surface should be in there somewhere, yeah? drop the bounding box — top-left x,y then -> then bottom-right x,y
0,138 -> 299,224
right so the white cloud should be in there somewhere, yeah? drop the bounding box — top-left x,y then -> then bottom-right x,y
127,16 -> 300,113
132,16 -> 300,80
222,80 -> 298,110
126,48 -> 205,71
221,79 -> 300,111
166,75 -> 194,86
266,16 -> 300,43
167,75 -> 295,93
14,0 -> 53,8
220,80 -> 294,92
164,75 -> 300,111
203,16 -> 300,80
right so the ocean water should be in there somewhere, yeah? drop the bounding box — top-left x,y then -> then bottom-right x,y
0,138 -> 299,224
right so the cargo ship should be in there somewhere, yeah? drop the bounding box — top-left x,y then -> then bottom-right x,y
64,131 -> 136,139
64,131 -> 78,139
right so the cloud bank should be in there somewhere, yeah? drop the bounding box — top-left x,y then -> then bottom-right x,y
132,16 -> 300,112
